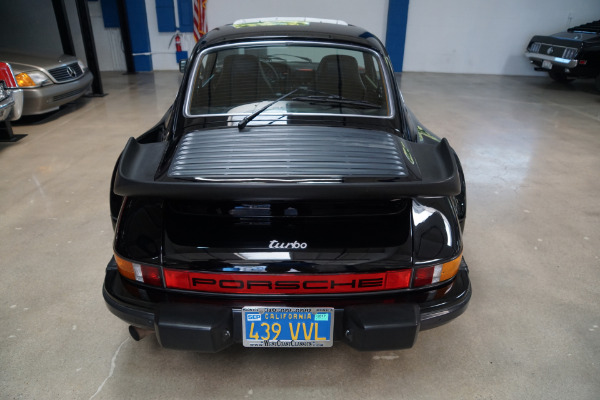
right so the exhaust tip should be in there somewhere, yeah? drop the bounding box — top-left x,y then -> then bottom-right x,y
128,325 -> 153,341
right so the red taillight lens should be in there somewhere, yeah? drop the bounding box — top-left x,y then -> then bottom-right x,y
413,265 -> 441,287
385,269 -> 412,290
413,254 -> 462,288
114,254 -> 163,287
164,269 -> 413,294
140,265 -> 162,286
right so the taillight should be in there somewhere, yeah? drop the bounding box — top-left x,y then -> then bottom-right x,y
413,254 -> 462,288
114,254 -> 163,287
114,253 -> 462,292
163,269 -> 413,295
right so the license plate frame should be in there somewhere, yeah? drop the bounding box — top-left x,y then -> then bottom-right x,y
242,307 -> 334,348
542,60 -> 553,70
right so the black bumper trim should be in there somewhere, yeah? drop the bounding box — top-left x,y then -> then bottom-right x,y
103,258 -> 471,352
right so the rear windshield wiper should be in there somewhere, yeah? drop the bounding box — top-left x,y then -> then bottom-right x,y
291,95 -> 381,109
238,87 -> 301,130
237,90 -> 381,130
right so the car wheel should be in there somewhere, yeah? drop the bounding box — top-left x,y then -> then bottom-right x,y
548,70 -> 572,82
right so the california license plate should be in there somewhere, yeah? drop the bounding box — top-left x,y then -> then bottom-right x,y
242,307 -> 334,348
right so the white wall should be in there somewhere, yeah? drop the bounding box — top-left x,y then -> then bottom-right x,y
146,0 -> 390,71
85,1 -> 126,71
403,0 -> 600,75
145,0 -> 198,71
136,0 -> 600,74
15,0 -> 592,75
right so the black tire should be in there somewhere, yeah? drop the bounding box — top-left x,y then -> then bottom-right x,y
548,70 -> 572,82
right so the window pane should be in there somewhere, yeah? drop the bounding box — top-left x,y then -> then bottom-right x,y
188,44 -> 390,117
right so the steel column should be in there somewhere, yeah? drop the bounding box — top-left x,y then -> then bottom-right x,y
74,0 -> 105,95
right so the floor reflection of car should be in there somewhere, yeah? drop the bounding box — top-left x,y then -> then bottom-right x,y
1,52 -> 93,115
0,61 -> 22,121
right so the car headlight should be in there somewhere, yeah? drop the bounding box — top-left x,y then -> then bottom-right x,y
0,84 -> 6,101
528,42 -> 541,53
77,60 -> 87,72
15,71 -> 52,88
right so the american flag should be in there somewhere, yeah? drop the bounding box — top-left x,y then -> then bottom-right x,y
193,0 -> 207,42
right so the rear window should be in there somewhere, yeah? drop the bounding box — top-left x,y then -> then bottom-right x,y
186,43 -> 391,118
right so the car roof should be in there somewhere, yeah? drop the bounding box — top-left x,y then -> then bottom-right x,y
198,17 -> 387,53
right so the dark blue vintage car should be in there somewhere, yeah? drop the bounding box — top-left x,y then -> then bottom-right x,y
104,17 -> 470,352
526,20 -> 600,90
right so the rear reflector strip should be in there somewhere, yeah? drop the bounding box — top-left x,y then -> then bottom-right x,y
164,269 -> 412,294
133,263 -> 143,281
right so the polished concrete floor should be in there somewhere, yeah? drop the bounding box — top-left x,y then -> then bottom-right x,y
1,71 -> 599,399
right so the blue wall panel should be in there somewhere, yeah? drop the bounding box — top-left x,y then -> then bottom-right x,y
178,0 -> 193,32
125,0 -> 153,71
385,0 -> 410,72
100,0 -> 119,28
156,0 -> 176,32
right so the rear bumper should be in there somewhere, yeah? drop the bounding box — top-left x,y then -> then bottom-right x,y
525,52 -> 577,68
103,258 -> 471,352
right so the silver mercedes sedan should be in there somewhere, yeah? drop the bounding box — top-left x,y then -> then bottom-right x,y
1,52 -> 93,116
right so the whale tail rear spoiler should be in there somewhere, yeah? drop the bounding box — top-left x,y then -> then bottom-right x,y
114,128 -> 461,201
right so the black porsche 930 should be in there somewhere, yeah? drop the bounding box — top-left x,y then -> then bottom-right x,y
104,17 -> 470,352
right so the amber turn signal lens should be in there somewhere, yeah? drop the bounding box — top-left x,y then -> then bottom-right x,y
15,73 -> 36,87
115,254 -> 135,280
114,254 -> 163,287
440,254 -> 462,282
413,253 -> 462,288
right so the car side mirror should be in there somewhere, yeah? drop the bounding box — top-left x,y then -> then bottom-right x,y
179,59 -> 187,73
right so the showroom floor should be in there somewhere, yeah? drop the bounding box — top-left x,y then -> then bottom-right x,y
1,71 -> 599,399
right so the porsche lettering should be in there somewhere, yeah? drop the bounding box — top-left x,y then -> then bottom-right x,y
163,269 -> 414,294
190,277 -> 384,291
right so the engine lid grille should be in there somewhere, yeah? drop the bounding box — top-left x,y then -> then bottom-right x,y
168,127 -> 407,181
